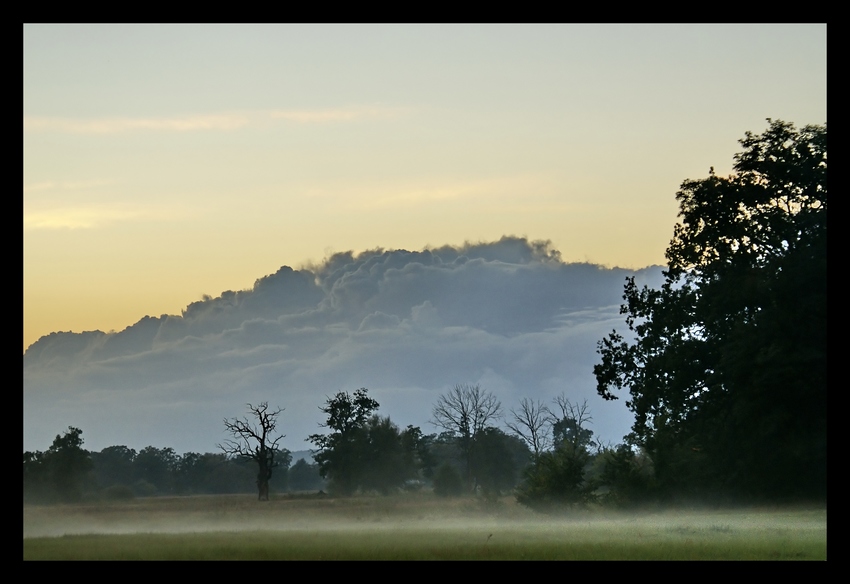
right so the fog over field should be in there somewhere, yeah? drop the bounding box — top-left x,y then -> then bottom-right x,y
23,495 -> 827,560
24,237 -> 664,453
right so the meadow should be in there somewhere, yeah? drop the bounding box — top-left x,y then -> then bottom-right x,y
23,493 -> 826,560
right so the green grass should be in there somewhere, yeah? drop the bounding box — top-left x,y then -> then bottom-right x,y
23,494 -> 826,560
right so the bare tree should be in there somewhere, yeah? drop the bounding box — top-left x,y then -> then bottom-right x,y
550,396 -> 596,452
431,383 -> 502,490
218,402 -> 286,501
507,398 -> 552,458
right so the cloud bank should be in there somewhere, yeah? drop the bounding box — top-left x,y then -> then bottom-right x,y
24,237 -> 664,453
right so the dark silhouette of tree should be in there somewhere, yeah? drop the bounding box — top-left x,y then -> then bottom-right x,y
594,119 -> 826,501
24,426 -> 93,503
515,398 -> 597,510
507,398 -> 551,458
288,458 -> 325,492
359,415 -> 420,495
550,397 -> 596,453
134,446 -> 179,494
308,389 -> 422,495
594,444 -> 656,508
431,383 -> 502,491
432,462 -> 464,497
91,445 -> 136,491
219,402 -> 288,501
308,388 -> 380,495
470,427 -> 530,498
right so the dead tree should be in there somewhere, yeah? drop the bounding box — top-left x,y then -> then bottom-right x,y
507,398 -> 552,458
431,383 -> 502,491
218,402 -> 285,501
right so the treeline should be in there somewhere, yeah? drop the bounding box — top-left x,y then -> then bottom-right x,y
23,385 -> 656,510
23,431 -> 325,504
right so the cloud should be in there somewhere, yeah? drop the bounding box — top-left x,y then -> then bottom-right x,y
24,236 -> 664,453
24,179 -> 113,193
24,205 -> 143,230
23,105 -> 407,137
301,174 -> 559,212
24,114 -> 250,134
270,105 -> 409,123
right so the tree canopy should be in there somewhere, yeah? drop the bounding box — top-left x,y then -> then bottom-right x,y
24,426 -> 93,503
594,119 -> 826,501
309,388 -> 422,495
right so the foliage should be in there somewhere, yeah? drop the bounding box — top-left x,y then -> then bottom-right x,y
309,389 -> 421,495
134,446 -> 179,494
288,458 -> 325,492
550,397 -> 596,452
593,444 -> 656,508
516,444 -> 596,510
514,397 -> 598,510
102,484 -> 135,501
432,463 -> 464,497
357,415 -> 415,494
594,119 -> 827,501
91,445 -> 136,492
309,388 -> 379,495
219,402 -> 289,500
24,426 -> 93,503
470,427 -> 530,497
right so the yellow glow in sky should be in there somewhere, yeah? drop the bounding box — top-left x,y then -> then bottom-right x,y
23,24 -> 826,352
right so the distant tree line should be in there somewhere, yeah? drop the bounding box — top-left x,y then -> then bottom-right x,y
23,387 -> 654,509
23,427 -> 323,504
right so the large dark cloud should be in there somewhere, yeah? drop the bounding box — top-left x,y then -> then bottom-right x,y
24,237 -> 664,454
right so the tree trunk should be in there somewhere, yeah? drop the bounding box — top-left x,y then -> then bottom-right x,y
257,466 -> 271,501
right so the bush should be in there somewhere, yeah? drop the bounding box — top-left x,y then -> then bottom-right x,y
102,484 -> 135,501
515,445 -> 596,511
432,463 -> 464,497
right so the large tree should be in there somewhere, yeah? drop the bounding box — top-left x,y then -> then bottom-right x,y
309,389 -> 424,495
594,119 -> 826,501
24,426 -> 93,503
308,388 -> 379,495
219,402 -> 289,501
515,397 -> 598,510
431,383 -> 502,491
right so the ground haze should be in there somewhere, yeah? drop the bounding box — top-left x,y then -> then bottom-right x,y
24,493 -> 826,560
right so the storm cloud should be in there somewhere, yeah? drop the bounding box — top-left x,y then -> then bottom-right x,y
24,237 -> 664,453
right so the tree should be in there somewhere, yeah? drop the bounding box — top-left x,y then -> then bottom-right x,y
594,119 -> 826,501
507,398 -> 552,458
432,462 -> 464,497
308,388 -> 380,495
550,397 -> 596,453
24,426 -> 93,503
359,415 -> 421,494
515,398 -> 598,510
219,402 -> 288,501
470,427 -> 530,498
91,445 -> 137,491
288,458 -> 325,492
134,446 -> 179,494
593,443 -> 656,508
431,383 -> 502,491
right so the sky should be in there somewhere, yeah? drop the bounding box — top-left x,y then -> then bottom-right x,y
23,24 -> 826,454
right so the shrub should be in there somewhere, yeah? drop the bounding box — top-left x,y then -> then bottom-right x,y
432,463 -> 464,497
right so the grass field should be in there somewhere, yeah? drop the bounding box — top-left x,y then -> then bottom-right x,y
23,493 -> 826,560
